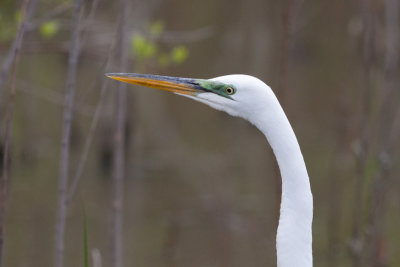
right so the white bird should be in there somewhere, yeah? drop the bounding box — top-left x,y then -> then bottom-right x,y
106,73 -> 313,267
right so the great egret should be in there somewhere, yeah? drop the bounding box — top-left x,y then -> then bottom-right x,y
106,73 -> 313,267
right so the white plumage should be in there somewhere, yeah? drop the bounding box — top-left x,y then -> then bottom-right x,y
107,73 -> 314,267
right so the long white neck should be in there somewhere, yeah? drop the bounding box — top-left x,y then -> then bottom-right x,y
249,96 -> 313,267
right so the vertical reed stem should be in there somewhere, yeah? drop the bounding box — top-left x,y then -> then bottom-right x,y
54,1 -> 84,266
112,0 -> 128,266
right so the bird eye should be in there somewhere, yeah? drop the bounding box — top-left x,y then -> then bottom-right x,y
225,86 -> 235,95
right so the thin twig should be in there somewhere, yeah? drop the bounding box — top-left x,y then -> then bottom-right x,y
0,0 -> 31,266
112,0 -> 128,266
83,0 -> 100,29
58,0 -> 109,200
54,1 -> 85,267
18,80 -> 96,117
369,0 -> 399,266
158,26 -> 215,44
350,1 -> 375,266
67,45 -> 115,202
0,0 -> 38,102
75,0 -> 104,103
327,105 -> 350,267
26,3 -> 72,31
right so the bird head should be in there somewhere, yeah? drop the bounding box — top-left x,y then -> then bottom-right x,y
106,73 -> 275,122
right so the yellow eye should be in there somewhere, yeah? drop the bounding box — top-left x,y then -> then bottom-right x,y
225,86 -> 234,95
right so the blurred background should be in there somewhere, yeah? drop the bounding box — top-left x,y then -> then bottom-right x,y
0,0 -> 399,266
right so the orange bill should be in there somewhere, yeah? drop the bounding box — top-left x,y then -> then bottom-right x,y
106,73 -> 206,95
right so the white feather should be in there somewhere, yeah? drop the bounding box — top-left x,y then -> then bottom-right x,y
181,74 -> 313,267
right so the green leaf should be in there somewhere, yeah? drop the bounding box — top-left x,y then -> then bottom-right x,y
83,206 -> 89,267
171,46 -> 189,64
40,21 -> 60,39
150,20 -> 164,37
131,34 -> 157,59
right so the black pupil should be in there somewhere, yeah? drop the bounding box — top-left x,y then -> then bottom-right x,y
227,87 -> 232,94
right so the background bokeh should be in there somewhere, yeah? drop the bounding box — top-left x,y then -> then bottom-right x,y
0,0 -> 399,266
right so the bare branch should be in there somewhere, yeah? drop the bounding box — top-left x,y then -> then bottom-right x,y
54,1 -> 85,267
350,1 -> 375,266
17,80 -> 96,117
369,0 -> 399,266
112,0 -> 128,266
0,0 -> 38,103
0,0 -> 32,266
158,26 -> 215,44
83,0 -> 101,29
26,3 -> 72,32
67,46 -> 114,202
62,0 -> 112,203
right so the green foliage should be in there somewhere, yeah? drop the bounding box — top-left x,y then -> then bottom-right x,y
83,206 -> 89,267
39,21 -> 60,39
149,20 -> 164,38
171,46 -> 189,64
130,20 -> 189,68
132,34 -> 157,60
